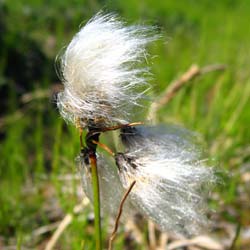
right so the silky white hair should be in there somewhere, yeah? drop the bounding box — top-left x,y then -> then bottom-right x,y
57,13 -> 157,128
115,125 -> 216,236
76,151 -> 135,219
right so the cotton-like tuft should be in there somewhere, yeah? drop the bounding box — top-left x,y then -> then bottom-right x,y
76,149 -> 135,218
115,125 -> 216,236
57,13 -> 157,128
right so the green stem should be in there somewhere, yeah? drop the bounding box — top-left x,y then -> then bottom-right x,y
89,152 -> 102,250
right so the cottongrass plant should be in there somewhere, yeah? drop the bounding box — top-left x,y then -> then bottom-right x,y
56,12 -> 216,250
57,12 -> 157,128
56,12 -> 158,250
116,125 -> 215,236
78,124 -> 216,236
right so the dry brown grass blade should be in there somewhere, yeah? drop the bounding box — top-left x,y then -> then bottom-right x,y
44,200 -> 88,250
108,180 -> 136,250
167,235 -> 224,250
156,232 -> 168,250
148,64 -> 226,121
148,220 -> 157,250
21,89 -> 50,103
32,222 -> 61,237
21,84 -> 63,103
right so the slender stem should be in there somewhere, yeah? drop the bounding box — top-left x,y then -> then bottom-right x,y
92,140 -> 115,156
79,128 -> 84,149
89,151 -> 102,250
108,180 -> 136,250
101,122 -> 143,132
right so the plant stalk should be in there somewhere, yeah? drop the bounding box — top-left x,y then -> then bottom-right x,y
89,151 -> 102,250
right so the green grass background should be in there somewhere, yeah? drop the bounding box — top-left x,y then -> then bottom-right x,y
0,0 -> 250,249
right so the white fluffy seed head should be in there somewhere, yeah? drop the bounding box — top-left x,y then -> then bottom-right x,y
76,150 -> 135,218
116,125 -> 216,236
57,12 -> 158,128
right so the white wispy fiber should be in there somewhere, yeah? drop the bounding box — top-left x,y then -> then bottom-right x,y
115,125 -> 216,236
76,150 -> 135,218
57,12 -> 157,128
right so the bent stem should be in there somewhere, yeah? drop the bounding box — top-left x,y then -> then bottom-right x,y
89,151 -> 102,250
108,180 -> 136,250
